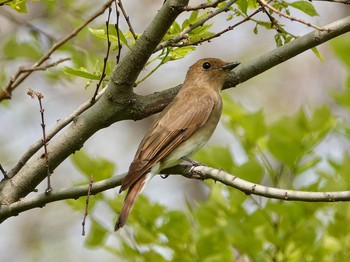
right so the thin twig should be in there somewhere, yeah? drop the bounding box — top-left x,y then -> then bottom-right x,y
257,0 -> 326,31
184,0 -> 225,11
258,1 -> 281,31
0,164 -> 8,180
0,0 -> 115,102
114,0 -> 122,64
134,47 -> 170,86
0,0 -> 14,6
82,174 -> 94,236
91,5 -> 112,101
7,91 -> 104,178
170,7 -> 264,47
27,89 -> 52,194
118,0 -> 138,40
155,0 -> 238,52
19,58 -> 70,73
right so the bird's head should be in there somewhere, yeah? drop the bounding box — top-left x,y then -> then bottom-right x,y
185,58 -> 240,90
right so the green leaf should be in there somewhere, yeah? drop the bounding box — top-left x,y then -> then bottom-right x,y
85,219 -> 108,248
288,1 -> 319,17
164,46 -> 196,62
333,84 -> 350,109
7,0 -> 27,13
188,10 -> 199,23
267,110 -> 306,167
222,94 -> 248,120
196,229 -> 233,262
171,21 -> 182,34
191,24 -> 213,38
297,156 -> 321,174
194,146 -> 235,172
62,66 -> 101,80
66,197 -> 88,211
71,150 -> 115,180
88,28 -> 106,39
233,158 -> 264,183
239,110 -> 266,150
328,153 -> 350,188
274,32 -> 296,47
128,196 -> 166,234
248,0 -> 259,9
236,0 -> 248,14
3,38 -> 41,60
89,27 -> 130,48
194,185 -> 229,228
267,107 -> 334,169
308,106 -> 335,139
223,96 -> 266,152
330,34 -> 350,68
311,47 -> 325,62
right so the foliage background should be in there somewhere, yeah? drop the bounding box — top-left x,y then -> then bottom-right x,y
0,0 -> 349,261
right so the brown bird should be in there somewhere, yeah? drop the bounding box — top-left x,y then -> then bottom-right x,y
115,58 -> 240,230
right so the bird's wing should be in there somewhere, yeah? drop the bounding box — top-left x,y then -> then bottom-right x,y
120,90 -> 216,191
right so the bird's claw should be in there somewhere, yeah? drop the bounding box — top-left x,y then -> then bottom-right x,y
181,157 -> 205,167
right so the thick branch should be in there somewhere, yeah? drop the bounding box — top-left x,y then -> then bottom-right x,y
1,164 -> 349,222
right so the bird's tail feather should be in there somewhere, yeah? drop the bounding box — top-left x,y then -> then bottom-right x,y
115,173 -> 152,231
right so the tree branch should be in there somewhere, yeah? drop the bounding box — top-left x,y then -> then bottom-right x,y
0,174 -> 124,222
183,0 -> 225,11
0,0 -> 189,204
2,164 -> 350,223
118,0 -> 138,40
18,58 -> 70,73
257,0 -> 325,31
184,165 -> 350,202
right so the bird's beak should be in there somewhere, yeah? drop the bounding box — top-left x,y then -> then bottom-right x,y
221,61 -> 240,71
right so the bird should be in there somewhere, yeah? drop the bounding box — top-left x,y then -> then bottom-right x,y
115,58 -> 240,231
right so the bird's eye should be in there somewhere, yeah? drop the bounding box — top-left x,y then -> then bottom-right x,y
202,62 -> 211,70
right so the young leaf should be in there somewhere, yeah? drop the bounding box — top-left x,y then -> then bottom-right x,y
7,0 -> 27,13
311,47 -> 325,62
62,66 -> 101,80
236,0 -> 248,14
288,1 -> 319,17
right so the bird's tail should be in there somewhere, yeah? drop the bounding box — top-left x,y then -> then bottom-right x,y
115,173 -> 152,231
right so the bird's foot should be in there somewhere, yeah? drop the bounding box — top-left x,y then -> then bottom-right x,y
181,157 -> 206,167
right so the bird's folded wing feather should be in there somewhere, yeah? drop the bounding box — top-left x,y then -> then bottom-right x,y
120,90 -> 216,191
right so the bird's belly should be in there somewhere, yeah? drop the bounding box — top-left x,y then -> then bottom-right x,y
160,126 -> 214,170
